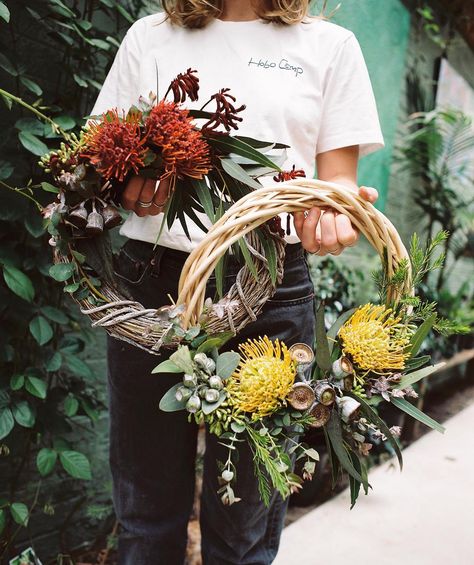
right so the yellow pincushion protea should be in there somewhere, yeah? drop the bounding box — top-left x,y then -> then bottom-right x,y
226,336 -> 296,420
338,304 -> 411,374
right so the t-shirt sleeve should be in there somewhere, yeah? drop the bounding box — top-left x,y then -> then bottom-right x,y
316,32 -> 384,157
88,19 -> 145,117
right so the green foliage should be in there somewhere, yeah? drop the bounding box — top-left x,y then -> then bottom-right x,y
0,0 -> 150,558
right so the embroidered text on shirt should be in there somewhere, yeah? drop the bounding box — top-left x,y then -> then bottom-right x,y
248,57 -> 303,77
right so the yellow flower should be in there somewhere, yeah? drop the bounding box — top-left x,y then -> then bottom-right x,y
338,304 -> 411,374
226,336 -> 296,419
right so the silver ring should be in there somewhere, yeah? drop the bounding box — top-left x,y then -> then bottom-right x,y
152,200 -> 167,208
137,200 -> 153,208
308,242 -> 322,255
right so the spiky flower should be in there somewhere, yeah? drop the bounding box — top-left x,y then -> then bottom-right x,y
81,109 -> 148,181
226,336 -> 296,419
145,100 -> 211,179
273,164 -> 306,183
338,304 -> 411,374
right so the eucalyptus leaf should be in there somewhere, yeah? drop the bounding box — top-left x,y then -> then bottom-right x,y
327,308 -> 356,353
191,178 -> 215,221
221,159 -> 261,189
394,362 -> 445,390
151,359 -> 183,374
169,346 -> 194,374
237,237 -> 258,280
391,397 -> 445,433
326,413 -> 366,486
408,313 -> 436,356
201,391 -> 227,415
315,302 -> 331,371
216,351 -> 240,379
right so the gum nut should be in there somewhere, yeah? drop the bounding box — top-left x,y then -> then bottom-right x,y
68,203 -> 88,228
287,382 -> 315,410
209,375 -> 223,390
85,211 -> 104,236
332,356 -> 354,378
199,387 -> 209,399
194,353 -> 216,374
186,395 -> 201,413
74,163 -> 87,180
183,374 -> 197,388
289,343 -> 314,365
175,386 -> 192,403
204,389 -> 220,403
221,470 -> 234,482
102,204 -> 122,229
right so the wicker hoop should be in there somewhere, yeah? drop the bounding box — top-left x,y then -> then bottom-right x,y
58,178 -> 412,353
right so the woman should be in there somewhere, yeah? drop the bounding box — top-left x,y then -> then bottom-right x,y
90,1 -> 384,563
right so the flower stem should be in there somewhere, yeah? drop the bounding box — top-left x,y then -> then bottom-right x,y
0,180 -> 43,211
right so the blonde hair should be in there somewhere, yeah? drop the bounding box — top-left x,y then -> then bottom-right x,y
160,0 -> 318,28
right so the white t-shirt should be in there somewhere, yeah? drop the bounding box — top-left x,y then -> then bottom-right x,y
90,12 -> 384,252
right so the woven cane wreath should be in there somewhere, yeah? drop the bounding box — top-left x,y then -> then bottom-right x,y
56,178 -> 412,354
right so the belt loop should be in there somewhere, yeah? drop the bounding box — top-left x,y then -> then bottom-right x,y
150,245 -> 166,277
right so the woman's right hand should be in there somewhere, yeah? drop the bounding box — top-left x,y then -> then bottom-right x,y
121,175 -> 171,217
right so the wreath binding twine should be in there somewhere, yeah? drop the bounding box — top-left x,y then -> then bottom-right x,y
53,179 -> 413,354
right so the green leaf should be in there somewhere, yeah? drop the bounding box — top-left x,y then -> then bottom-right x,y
41,181 -> 59,194
327,308 -> 356,353
220,158 -> 261,189
73,73 -> 88,88
80,398 -> 99,422
45,352 -> 62,372
10,502 -> 29,526
191,178 -> 215,221
0,407 -> 14,440
0,2 -> 10,23
29,316 -> 53,345
169,346 -> 194,374
348,451 -> 362,509
394,362 -> 445,390
0,509 -> 5,536
409,313 -> 436,356
2,265 -> 35,302
63,355 -> 93,379
201,391 -> 227,415
257,231 -> 278,285
315,302 -> 331,371
36,448 -> 57,476
24,211 -> 45,238
391,397 -> 445,433
159,383 -> 187,412
405,355 -> 431,371
41,306 -> 69,324
10,374 -> 24,390
12,401 -> 35,428
54,115 -> 75,130
25,376 -> 47,399
0,159 -> 13,180
59,450 -> 92,480
237,237 -> 258,279
151,359 -> 183,374
18,131 -> 48,156
64,394 -> 79,417
210,135 -> 280,170
20,76 -> 42,96
196,332 -> 234,353
49,262 -> 75,281
349,392 -> 403,470
216,351 -> 240,379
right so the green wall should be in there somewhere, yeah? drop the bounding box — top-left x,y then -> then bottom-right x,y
312,0 -> 411,210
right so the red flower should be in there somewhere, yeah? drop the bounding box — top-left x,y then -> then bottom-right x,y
145,100 -> 211,179
81,109 -> 148,181
273,165 -> 306,183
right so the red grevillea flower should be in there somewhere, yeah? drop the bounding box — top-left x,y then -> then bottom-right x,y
273,165 -> 306,183
145,100 -> 211,179
81,109 -> 148,181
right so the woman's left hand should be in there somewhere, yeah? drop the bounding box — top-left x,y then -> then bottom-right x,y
293,186 -> 379,256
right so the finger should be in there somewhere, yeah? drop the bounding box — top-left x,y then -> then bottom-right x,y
359,185 -> 378,203
134,178 -> 156,217
293,211 -> 305,239
122,175 -> 145,211
300,207 -> 322,253
335,213 -> 359,247
150,176 -> 172,216
320,210 -> 343,255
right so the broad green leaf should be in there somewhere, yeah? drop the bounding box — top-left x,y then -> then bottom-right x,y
394,362 -> 445,390
2,265 -> 34,302
405,355 -> 431,371
201,391 -> 227,415
19,76 -> 42,96
0,2 -> 10,23
191,178 -> 215,221
10,374 -> 24,390
349,392 -> 403,470
41,181 -> 59,194
0,407 -> 14,439
151,359 -> 183,374
327,308 -> 356,353
315,302 -> 331,371
12,401 -> 35,428
18,131 -> 48,156
41,305 -> 69,324
54,115 -> 75,130
169,346 -> 194,374
216,351 -> 240,379
24,211 -> 45,238
29,316 -> 53,345
209,135 -> 280,170
214,255 -> 225,298
237,237 -> 258,280
15,117 -> 43,135
49,262 -> 75,282
159,383 -> 187,412
37,448 -> 57,476
196,332 -> 234,353
25,376 -> 47,399
220,158 -> 261,189
63,355 -> 93,379
349,451 -> 362,509
59,450 -> 92,480
10,502 -> 29,526
0,159 -> 13,180
391,397 -> 445,433
80,398 -> 99,422
64,394 -> 79,417
408,313 -> 436,356
45,352 -> 62,372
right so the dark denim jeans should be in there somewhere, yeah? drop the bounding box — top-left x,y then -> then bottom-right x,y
107,239 -> 315,565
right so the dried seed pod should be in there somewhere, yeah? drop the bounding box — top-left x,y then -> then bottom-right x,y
336,396 -> 361,423
314,382 -> 336,406
331,375 -> 354,392
332,356 -> 354,379
289,343 -> 314,366
308,402 -> 331,428
286,382 -> 315,411
101,204 -> 122,229
85,210 -> 104,236
221,470 -> 234,482
68,202 -> 88,229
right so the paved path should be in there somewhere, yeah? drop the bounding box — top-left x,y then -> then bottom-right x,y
275,403 -> 474,565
